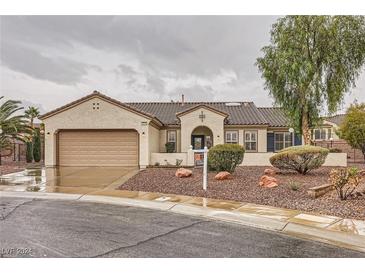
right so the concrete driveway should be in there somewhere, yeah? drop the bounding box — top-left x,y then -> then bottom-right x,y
0,166 -> 138,194
1,197 -> 364,258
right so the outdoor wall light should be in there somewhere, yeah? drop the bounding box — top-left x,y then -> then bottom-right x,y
142,132 -> 145,135
47,132 -> 50,135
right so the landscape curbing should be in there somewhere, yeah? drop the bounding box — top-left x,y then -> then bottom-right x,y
1,189 -> 365,253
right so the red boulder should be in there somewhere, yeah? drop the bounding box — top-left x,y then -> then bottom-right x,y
175,168 -> 192,178
259,175 -> 278,188
215,171 -> 232,180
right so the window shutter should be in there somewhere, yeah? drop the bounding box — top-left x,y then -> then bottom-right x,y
267,133 -> 274,152
294,133 -> 302,145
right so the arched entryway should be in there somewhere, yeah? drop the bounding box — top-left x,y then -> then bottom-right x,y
191,126 -> 213,149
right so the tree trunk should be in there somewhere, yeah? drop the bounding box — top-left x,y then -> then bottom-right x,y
302,111 -> 311,145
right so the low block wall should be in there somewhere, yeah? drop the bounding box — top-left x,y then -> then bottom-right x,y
150,153 -> 188,166
240,152 -> 347,167
323,153 -> 347,167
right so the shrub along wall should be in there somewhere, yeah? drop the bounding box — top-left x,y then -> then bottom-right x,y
208,144 -> 245,173
269,145 -> 329,174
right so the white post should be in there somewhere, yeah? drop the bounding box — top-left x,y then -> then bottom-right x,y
289,127 -> 295,146
203,146 -> 208,191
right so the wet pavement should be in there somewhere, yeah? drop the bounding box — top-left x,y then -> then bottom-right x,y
0,167 -> 137,194
2,167 -> 365,253
1,196 -> 364,258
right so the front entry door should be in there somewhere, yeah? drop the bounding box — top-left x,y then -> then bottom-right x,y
191,135 -> 205,150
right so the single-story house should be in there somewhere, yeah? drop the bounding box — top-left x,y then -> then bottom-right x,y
40,91 -> 346,168
311,114 -> 346,141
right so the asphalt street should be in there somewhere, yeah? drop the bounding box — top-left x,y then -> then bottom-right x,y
0,197 -> 364,258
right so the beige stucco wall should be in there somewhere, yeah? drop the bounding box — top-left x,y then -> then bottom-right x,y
42,97 -> 153,168
151,152 -> 188,166
241,152 -> 347,166
179,107 -> 225,152
159,128 -> 181,152
148,125 -> 160,154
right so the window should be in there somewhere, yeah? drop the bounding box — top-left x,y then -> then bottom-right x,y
225,131 -> 238,144
245,131 -> 257,151
274,132 -> 292,151
313,128 -> 327,140
167,130 -> 176,152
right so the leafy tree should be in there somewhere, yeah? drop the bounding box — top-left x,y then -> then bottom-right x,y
257,16 -> 365,144
0,96 -> 30,165
33,128 -> 41,162
25,106 -> 40,129
338,103 -> 365,159
26,141 -> 33,163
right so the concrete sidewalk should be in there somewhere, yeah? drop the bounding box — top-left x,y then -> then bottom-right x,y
1,188 -> 365,253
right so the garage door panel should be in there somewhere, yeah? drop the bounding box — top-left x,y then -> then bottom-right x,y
58,130 -> 138,167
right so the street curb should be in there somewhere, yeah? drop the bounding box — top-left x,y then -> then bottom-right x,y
0,191 -> 83,200
1,190 -> 365,253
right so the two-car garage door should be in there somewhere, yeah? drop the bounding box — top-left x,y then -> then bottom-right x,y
58,130 -> 138,167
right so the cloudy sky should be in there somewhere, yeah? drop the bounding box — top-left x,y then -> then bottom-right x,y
1,16 -> 364,115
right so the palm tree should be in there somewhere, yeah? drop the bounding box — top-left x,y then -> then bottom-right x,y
0,96 -> 30,165
25,106 -> 40,128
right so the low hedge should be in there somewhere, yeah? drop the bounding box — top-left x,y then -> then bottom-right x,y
208,144 -> 245,173
269,145 -> 329,174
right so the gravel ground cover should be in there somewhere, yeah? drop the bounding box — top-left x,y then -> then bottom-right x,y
120,164 -> 365,220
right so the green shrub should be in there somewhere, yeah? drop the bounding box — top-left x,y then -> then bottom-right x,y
208,144 -> 245,173
165,142 -> 175,153
287,181 -> 301,191
32,128 -> 41,162
329,148 -> 342,153
26,141 -> 33,163
269,145 -> 329,174
175,159 -> 183,166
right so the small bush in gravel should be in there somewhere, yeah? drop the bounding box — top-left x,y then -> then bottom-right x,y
269,145 -> 329,175
328,167 -> 363,200
208,144 -> 244,173
287,181 -> 301,191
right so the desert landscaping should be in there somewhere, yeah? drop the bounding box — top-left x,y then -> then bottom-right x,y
120,164 -> 365,220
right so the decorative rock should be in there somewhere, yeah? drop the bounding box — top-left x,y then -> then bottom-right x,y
259,175 -> 278,188
307,183 -> 334,198
264,168 -> 276,176
266,182 -> 278,188
214,171 -> 232,180
175,168 -> 192,178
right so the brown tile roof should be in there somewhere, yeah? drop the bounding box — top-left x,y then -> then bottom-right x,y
257,107 -> 290,127
40,90 -> 293,127
127,102 -> 271,126
323,114 -> 346,126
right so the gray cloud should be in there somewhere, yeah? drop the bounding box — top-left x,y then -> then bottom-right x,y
0,16 -> 364,113
1,41 -> 92,84
170,85 -> 216,102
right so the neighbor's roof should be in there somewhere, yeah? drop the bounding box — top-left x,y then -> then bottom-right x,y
323,114 -> 346,126
127,101 -> 271,126
257,107 -> 290,127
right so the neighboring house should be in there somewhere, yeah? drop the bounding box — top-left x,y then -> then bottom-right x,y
40,91 -> 303,168
1,123 -> 43,164
311,114 -> 364,162
311,114 -> 346,141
